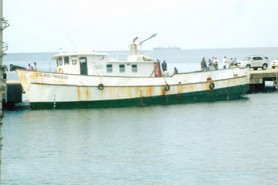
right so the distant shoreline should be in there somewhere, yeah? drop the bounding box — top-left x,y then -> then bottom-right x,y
153,47 -> 181,51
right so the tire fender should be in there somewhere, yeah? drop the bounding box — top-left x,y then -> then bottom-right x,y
164,84 -> 170,91
209,82 -> 215,90
98,83 -> 104,90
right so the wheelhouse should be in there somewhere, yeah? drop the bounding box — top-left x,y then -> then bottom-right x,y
53,52 -> 161,77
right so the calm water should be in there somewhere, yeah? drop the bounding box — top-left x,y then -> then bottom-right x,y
2,49 -> 278,184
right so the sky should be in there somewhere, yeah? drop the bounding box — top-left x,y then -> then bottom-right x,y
4,0 -> 278,52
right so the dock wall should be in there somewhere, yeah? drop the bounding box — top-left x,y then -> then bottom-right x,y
249,69 -> 278,92
4,81 -> 22,109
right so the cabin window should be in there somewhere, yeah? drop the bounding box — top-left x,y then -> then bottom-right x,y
64,57 -> 69,65
106,64 -> 113,73
119,64 -> 125,73
72,60 -> 77,65
132,64 -> 137,73
79,57 -> 87,63
57,57 -> 63,66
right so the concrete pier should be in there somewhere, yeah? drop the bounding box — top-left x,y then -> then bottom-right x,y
249,69 -> 278,91
4,80 -> 22,109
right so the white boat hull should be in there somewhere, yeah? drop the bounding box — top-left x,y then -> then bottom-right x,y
16,68 -> 249,109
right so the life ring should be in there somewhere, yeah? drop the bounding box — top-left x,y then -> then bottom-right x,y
98,83 -> 104,90
164,84 -> 170,91
209,82 -> 215,90
58,68 -> 63,73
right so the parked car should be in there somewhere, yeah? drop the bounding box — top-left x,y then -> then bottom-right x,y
238,55 -> 269,70
271,58 -> 278,69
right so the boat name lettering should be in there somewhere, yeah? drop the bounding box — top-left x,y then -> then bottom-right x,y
38,73 -> 68,80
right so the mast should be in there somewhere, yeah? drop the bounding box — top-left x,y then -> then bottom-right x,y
130,34 -> 157,55
0,0 -> 8,179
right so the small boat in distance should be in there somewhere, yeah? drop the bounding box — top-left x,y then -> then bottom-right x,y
153,46 -> 181,51
14,35 -> 249,109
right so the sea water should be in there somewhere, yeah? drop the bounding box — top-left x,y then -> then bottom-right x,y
2,48 -> 278,185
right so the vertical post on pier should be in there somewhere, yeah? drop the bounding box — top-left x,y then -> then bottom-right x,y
0,0 -> 5,180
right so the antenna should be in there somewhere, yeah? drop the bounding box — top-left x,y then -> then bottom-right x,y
66,34 -> 77,52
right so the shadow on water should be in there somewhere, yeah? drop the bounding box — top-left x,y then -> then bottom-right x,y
263,86 -> 277,93
6,84 -> 278,112
4,95 -> 253,112
248,84 -> 277,94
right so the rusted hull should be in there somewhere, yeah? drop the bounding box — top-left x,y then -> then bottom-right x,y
16,68 -> 250,109
29,84 -> 249,109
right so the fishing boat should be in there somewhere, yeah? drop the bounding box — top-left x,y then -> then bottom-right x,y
15,35 -> 249,109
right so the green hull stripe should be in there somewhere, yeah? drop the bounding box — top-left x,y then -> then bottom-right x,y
30,84 -> 249,109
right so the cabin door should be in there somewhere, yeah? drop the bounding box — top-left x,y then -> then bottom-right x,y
79,57 -> 88,75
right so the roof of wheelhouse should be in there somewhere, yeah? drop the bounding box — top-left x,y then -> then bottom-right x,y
52,52 -> 109,59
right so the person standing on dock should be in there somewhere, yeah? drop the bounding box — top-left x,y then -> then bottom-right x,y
213,57 -> 219,70
222,56 -> 227,69
174,67 -> 178,74
208,58 -> 213,70
27,63 -> 33,70
33,62 -> 37,71
162,60 -> 167,72
200,57 -> 207,71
